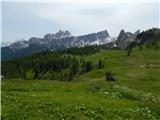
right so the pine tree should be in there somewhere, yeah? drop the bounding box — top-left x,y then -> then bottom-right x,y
98,59 -> 102,69
127,48 -> 132,56
68,70 -> 73,81
86,61 -> 92,72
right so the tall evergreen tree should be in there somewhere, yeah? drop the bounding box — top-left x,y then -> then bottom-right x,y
86,61 -> 92,72
98,59 -> 102,69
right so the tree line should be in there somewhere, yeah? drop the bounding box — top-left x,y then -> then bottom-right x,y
60,45 -> 100,56
2,48 -> 104,81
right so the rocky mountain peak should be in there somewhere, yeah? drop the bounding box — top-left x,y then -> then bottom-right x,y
120,29 -> 125,34
64,30 -> 72,37
134,29 -> 140,36
10,40 -> 28,49
44,33 -> 55,40
114,29 -> 137,49
2,29 -> 114,60
43,30 -> 72,40
117,29 -> 127,41
97,30 -> 110,37
54,30 -> 72,39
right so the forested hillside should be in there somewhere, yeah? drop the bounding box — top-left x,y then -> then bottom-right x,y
1,46 -> 102,80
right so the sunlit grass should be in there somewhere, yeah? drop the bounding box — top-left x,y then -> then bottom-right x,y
2,48 -> 160,119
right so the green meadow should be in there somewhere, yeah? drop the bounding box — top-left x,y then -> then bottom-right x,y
2,48 -> 160,120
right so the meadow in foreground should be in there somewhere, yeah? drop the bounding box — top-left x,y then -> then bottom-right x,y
2,48 -> 160,120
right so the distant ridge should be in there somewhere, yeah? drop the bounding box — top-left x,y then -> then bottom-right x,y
1,29 -> 113,60
2,28 -> 159,61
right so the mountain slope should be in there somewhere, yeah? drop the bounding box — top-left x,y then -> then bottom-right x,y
2,30 -> 112,61
128,28 -> 160,49
101,29 -> 138,49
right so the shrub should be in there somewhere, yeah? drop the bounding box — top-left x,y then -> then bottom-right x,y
127,48 -> 132,56
106,71 -> 116,81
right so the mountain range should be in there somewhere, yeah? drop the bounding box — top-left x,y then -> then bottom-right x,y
1,29 -> 140,60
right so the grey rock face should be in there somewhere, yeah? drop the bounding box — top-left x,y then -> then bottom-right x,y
54,30 -> 73,39
134,29 -> 140,36
117,29 -> 128,41
117,31 -> 135,49
9,40 -> 28,49
10,30 -> 111,49
2,29 -> 113,60
102,29 -> 140,50
43,30 -> 72,40
1,42 -> 11,47
114,29 -> 137,49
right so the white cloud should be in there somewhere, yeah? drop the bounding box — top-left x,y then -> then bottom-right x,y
30,2 -> 158,35
2,1 -> 159,42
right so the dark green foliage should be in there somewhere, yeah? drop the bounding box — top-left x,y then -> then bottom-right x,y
127,48 -> 132,56
70,57 -> 79,75
1,52 -> 78,80
139,46 -> 143,51
106,71 -> 116,81
98,59 -> 102,69
80,59 -> 86,74
61,45 -> 100,56
97,59 -> 104,69
145,41 -> 160,50
2,48 -> 102,81
68,71 -> 73,81
86,61 -> 93,72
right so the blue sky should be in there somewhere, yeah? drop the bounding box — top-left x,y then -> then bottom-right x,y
1,0 -> 159,43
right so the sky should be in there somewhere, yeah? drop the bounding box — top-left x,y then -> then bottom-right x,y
1,0 -> 159,43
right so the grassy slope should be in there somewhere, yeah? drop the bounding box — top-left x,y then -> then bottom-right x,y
80,47 -> 160,95
2,48 -> 160,120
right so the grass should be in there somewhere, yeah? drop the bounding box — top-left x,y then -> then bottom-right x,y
83,48 -> 160,95
1,48 -> 160,119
